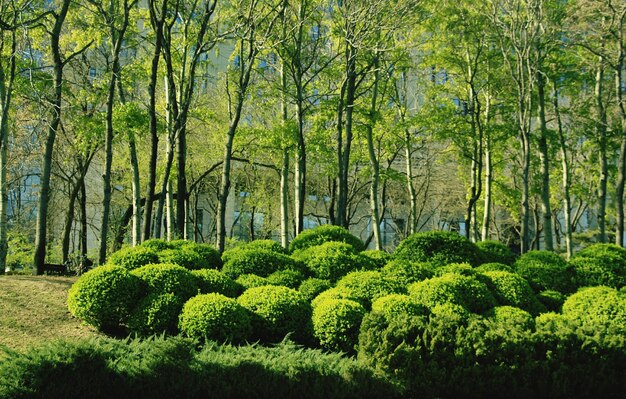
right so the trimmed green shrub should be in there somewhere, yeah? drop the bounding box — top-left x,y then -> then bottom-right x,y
335,270 -> 404,309
107,246 -> 159,270
476,240 -> 516,265
188,243 -> 223,269
131,263 -> 199,300
484,306 -> 535,331
179,293 -> 251,343
311,286 -> 363,308
222,240 -> 287,264
312,299 -> 366,354
192,269 -> 241,297
380,259 -> 434,286
394,230 -> 481,267
141,239 -> 174,251
235,274 -> 271,290
569,244 -> 626,288
222,249 -> 300,279
289,224 -> 365,253
298,278 -> 333,302
128,293 -> 184,336
360,250 -> 393,269
408,272 -> 497,313
537,290 -> 565,312
266,269 -> 306,289
371,294 -> 429,320
292,242 -> 375,282
157,248 -> 204,270
475,262 -> 514,273
480,271 -> 546,315
429,302 -> 471,321
67,265 -> 144,331
434,262 -> 476,276
238,285 -> 312,343
514,250 -> 575,294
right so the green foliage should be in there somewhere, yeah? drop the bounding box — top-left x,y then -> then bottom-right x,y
5,232 -> 34,274
335,271 -> 404,309
266,269 -> 306,289
221,240 -> 287,263
128,293 -> 184,337
289,225 -> 366,253
434,262 -> 476,276
185,243 -> 223,269
178,293 -> 251,343
360,250 -> 393,269
192,269 -> 242,297
157,248 -> 204,270
483,306 -> 535,331
298,278 -> 333,302
371,294 -> 429,320
476,240 -> 516,266
380,259 -> 434,285
67,265 -> 144,331
141,239 -> 174,252
514,250 -> 575,294
569,244 -> 626,288
0,336 -> 398,399
475,262 -> 514,273
480,271 -> 546,315
107,246 -> 160,270
139,240 -> 222,270
222,249 -> 300,279
312,299 -> 366,354
237,286 -> 312,344
235,273 -> 271,290
292,242 -> 375,282
537,290 -> 565,312
408,273 -> 497,313
394,230 -> 482,267
131,264 -> 199,300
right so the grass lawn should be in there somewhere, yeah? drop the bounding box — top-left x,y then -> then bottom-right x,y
0,275 -> 102,356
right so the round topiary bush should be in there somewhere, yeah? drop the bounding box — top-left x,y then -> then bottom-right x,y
476,240 -> 516,266
335,270 -> 404,309
360,250 -> 393,269
298,278 -> 333,302
237,285 -> 312,343
434,263 -> 476,277
127,292 -> 184,337
107,246 -> 160,270
235,274 -> 271,290
292,242 -> 374,282
178,293 -> 251,343
222,240 -> 288,264
371,294 -> 429,320
67,265 -> 144,331
289,225 -> 365,253
475,262 -> 514,273
311,287 -> 361,308
222,249 -> 300,279
140,239 -> 174,252
429,302 -> 471,322
192,269 -> 241,297
393,230 -> 481,267
188,243 -> 223,269
483,305 -> 535,331
569,244 -> 626,288
480,270 -> 546,315
312,298 -> 366,354
380,259 -> 434,286
408,272 -> 497,313
537,289 -> 565,312
131,263 -> 199,300
266,269 -> 306,289
157,248 -> 204,270
514,250 -> 575,294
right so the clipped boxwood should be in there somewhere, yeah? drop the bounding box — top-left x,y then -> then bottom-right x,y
192,269 -> 242,297
131,263 -> 199,300
569,244 -> 626,288
179,293 -> 252,343
298,278 -> 333,302
408,272 -> 497,313
393,230 -> 481,267
480,270 -> 546,315
128,292 -> 184,337
476,240 -> 516,266
475,262 -> 514,273
380,259 -> 434,286
266,269 -> 306,289
290,225 -> 365,253
335,270 -> 404,309
157,248 -> 204,270
238,285 -> 312,343
371,294 -> 429,320
360,250 -> 393,269
514,250 -> 574,294
483,305 -> 535,331
222,249 -> 300,279
140,239 -> 174,252
537,289 -> 565,312
235,274 -> 271,290
312,299 -> 366,354
107,246 -> 159,270
67,265 -> 144,331
292,242 -> 374,282
311,287 -> 362,308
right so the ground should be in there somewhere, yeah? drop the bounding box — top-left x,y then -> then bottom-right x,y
0,275 -> 101,357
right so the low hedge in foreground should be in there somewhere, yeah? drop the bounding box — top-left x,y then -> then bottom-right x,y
0,337 -> 398,399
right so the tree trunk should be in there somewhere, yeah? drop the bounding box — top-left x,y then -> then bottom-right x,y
280,61 -> 289,248
596,58 -> 608,243
537,73 -> 554,251
217,126 -> 236,253
79,177 -> 88,259
553,80 -> 573,258
61,178 -> 81,263
154,78 -> 176,239
294,100 -> 306,235
481,93 -> 492,241
337,50 -> 356,229
615,40 -> 625,247
34,0 -> 71,274
365,56 -> 382,250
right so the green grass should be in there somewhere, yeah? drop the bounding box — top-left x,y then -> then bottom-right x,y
0,275 -> 102,356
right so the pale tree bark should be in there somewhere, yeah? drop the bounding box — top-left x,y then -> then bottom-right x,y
365,55 -> 382,250
481,92 -> 492,241
595,58 -> 608,243
279,59 -> 290,248
614,16 -> 625,247
553,80 -> 573,259
536,71 -> 554,251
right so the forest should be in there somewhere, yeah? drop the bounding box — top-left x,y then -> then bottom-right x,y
0,0 -> 623,274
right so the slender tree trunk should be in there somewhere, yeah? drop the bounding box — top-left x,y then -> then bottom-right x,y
481,93 -> 492,241
154,78 -> 175,239
596,58 -> 608,243
294,100 -> 306,235
129,134 -> 141,246
615,41 -> 625,247
280,61 -> 289,247
337,43 -> 356,229
537,73 -> 554,251
520,125 -> 531,254
34,0 -> 71,274
79,177 -> 88,259
61,178 -> 82,262
166,180 -> 174,241
553,80 -> 573,258
365,56 -> 382,250
217,125 -> 236,253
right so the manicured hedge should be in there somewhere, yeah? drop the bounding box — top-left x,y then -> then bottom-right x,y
569,244 -> 626,288
222,249 -> 300,279
292,242 -> 375,282
476,240 -> 516,266
312,299 -> 366,354
514,250 -> 575,294
394,230 -> 482,267
290,225 -> 365,253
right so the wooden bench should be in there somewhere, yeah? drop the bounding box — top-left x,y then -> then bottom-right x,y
43,263 -> 68,276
